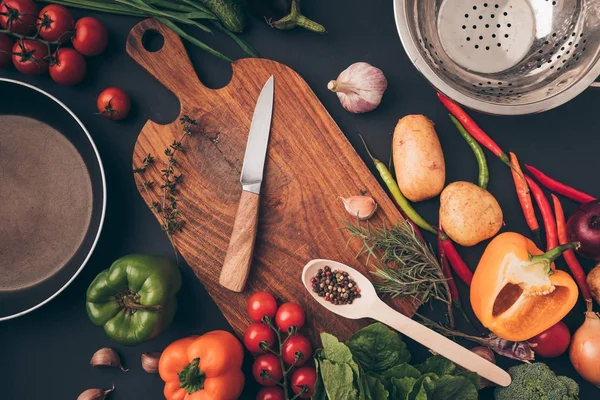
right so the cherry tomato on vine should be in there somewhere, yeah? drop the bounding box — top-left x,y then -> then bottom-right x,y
72,17 -> 108,56
291,366 -> 317,398
252,354 -> 283,386
49,48 -> 86,85
244,322 -> 275,353
282,334 -> 312,366
0,0 -> 38,35
97,87 -> 131,120
38,5 -> 74,43
256,386 -> 285,400
0,34 -> 13,68
12,39 -> 48,75
247,291 -> 278,322
528,321 -> 571,358
275,302 -> 305,332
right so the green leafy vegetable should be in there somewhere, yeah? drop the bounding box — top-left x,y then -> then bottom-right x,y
410,374 -> 438,400
313,323 -> 481,400
416,355 -> 456,377
494,363 -> 579,400
366,375 -> 388,399
320,360 -> 359,400
391,376 -> 419,400
431,375 -> 478,400
346,322 -> 411,372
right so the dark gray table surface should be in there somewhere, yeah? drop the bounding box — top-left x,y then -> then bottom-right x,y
1,1 -> 599,399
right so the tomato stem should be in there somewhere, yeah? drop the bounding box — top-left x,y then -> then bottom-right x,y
264,316 -> 292,399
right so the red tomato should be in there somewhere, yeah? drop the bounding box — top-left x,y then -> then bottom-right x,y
49,48 -> 86,85
0,34 -> 13,68
275,302 -> 305,332
244,323 -> 276,353
291,366 -> 317,398
252,354 -> 283,386
528,321 -> 571,358
247,291 -> 278,322
282,335 -> 312,366
0,0 -> 38,35
97,87 -> 131,120
72,17 -> 108,56
12,39 -> 48,75
256,387 -> 285,400
38,5 -> 74,43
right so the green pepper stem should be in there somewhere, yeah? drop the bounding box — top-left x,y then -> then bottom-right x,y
270,0 -> 326,33
178,358 -> 205,394
122,296 -> 163,312
529,242 -> 580,265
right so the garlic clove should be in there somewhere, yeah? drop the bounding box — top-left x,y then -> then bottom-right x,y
141,352 -> 162,374
77,385 -> 114,400
328,62 -> 387,114
339,196 -> 378,221
90,348 -> 128,372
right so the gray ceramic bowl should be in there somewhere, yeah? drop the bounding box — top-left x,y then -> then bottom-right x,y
0,79 -> 106,320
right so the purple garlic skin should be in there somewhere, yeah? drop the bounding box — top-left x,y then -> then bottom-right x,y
328,62 -> 388,113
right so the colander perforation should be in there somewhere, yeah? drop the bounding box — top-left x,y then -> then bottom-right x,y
396,0 -> 600,114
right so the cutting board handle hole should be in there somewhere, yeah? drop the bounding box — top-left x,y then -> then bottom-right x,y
141,29 -> 165,53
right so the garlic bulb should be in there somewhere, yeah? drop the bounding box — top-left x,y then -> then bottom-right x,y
339,196 -> 378,221
328,62 -> 387,113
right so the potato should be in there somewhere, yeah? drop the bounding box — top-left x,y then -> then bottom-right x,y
393,115 -> 445,202
440,181 -> 503,247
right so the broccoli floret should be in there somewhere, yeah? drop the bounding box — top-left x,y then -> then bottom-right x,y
557,375 -> 580,398
494,363 -> 579,400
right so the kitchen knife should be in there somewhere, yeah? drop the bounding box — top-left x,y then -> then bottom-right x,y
219,76 -> 275,292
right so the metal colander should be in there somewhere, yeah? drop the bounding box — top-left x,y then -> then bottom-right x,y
394,0 -> 600,114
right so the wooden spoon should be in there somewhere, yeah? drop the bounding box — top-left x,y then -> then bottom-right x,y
302,259 -> 512,387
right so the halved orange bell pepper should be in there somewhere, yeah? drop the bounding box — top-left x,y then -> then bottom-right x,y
158,331 -> 245,400
470,232 -> 579,342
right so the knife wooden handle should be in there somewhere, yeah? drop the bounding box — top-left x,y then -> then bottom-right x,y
219,190 -> 260,292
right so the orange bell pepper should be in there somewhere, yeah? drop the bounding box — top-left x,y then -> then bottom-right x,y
470,232 -> 579,342
159,331 -> 245,400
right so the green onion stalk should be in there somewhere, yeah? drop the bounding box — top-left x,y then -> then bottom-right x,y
39,0 -> 257,62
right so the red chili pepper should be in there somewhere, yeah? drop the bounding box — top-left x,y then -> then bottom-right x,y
552,194 -> 593,303
439,228 -> 473,286
525,175 -> 558,252
437,92 -> 510,166
510,153 -> 539,237
525,164 -> 596,204
438,229 -> 460,302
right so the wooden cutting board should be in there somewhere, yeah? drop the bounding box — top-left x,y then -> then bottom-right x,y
127,19 -> 419,343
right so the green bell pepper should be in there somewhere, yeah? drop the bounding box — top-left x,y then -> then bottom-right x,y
86,254 -> 182,345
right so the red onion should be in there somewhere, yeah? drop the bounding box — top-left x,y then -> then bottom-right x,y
567,200 -> 600,260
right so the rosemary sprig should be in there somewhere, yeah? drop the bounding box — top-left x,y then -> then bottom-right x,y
343,219 -> 455,327
134,115 -> 197,257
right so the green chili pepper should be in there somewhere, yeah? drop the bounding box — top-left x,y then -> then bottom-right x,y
449,115 -> 489,190
359,135 -> 437,234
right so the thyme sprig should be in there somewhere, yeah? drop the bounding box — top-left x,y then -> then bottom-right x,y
343,219 -> 454,326
134,115 -> 197,256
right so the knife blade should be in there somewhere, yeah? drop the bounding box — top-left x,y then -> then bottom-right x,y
240,75 -> 275,195
219,76 -> 275,292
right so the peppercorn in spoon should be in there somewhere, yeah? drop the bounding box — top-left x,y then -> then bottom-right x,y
301,259 -> 512,387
